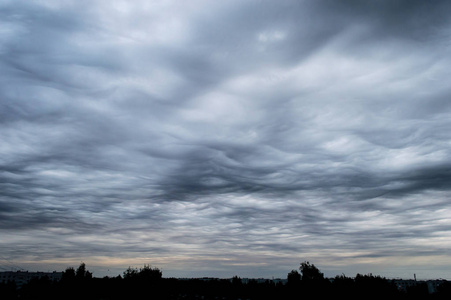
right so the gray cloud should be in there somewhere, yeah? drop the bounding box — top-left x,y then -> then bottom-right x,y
1,0 -> 451,279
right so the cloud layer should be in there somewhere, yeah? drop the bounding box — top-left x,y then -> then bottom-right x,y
1,0 -> 451,279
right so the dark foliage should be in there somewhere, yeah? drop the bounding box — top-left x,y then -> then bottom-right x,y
299,261 -> 324,280
3,262 -> 449,300
286,269 -> 300,286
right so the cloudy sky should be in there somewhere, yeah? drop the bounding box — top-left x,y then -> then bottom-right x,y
1,0 -> 451,279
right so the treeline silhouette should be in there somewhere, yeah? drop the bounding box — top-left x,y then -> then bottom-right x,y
1,261 -> 450,299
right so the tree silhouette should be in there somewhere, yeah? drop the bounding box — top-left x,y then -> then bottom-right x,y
62,267 -> 76,281
138,264 -> 162,281
123,264 -> 161,281
12,262 -> 443,299
76,262 -> 92,280
299,261 -> 324,280
287,269 -> 301,285
123,266 -> 139,279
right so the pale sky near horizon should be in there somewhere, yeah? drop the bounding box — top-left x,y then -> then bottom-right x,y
1,0 -> 451,280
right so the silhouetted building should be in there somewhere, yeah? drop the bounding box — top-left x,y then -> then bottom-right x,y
426,280 -> 446,294
393,279 -> 417,292
392,278 -> 447,294
0,271 -> 62,288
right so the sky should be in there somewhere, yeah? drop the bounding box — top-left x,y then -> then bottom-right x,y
1,0 -> 451,280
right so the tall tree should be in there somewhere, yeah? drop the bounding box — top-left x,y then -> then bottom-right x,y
299,261 -> 324,280
62,267 -> 76,281
76,262 -> 92,280
287,270 -> 301,285
139,264 -> 162,281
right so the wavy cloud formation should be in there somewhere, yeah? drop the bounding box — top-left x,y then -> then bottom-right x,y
1,0 -> 451,279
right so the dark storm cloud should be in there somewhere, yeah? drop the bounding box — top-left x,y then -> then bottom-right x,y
1,0 -> 451,279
